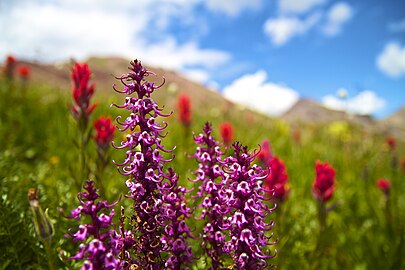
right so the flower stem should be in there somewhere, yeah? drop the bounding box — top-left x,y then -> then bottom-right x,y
44,240 -> 56,270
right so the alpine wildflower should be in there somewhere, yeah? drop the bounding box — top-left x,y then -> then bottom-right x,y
112,59 -> 193,269
312,160 -> 336,203
66,180 -> 122,270
223,142 -> 276,269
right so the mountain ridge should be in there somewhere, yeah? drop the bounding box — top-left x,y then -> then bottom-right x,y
15,56 -> 405,139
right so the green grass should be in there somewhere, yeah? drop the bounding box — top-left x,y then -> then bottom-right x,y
0,72 -> 404,269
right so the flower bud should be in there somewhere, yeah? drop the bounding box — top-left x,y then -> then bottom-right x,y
28,188 -> 54,243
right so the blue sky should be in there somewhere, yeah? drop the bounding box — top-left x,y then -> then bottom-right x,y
1,0 -> 404,118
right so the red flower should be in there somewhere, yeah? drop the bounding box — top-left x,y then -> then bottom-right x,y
94,116 -> 116,149
292,128 -> 301,144
6,55 -> 16,65
219,122 -> 234,145
70,63 -> 96,122
376,179 -> 390,195
17,65 -> 30,78
386,136 -> 396,151
313,160 -> 336,202
265,157 -> 289,202
177,93 -> 192,127
402,159 -> 405,173
4,55 -> 17,79
257,140 -> 271,164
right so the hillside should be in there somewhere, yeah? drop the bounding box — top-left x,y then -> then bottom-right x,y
380,106 -> 405,138
282,98 -> 405,139
282,98 -> 376,128
21,57 -> 240,119
16,56 -> 404,139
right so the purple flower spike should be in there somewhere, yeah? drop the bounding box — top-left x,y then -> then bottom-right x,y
112,60 -> 193,269
190,122 -> 229,269
161,169 -> 194,269
191,125 -> 277,269
66,180 -> 122,270
224,142 -> 277,269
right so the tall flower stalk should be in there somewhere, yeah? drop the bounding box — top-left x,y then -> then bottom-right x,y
3,55 -> 16,81
66,180 -> 121,270
312,160 -> 336,266
386,136 -> 398,173
223,143 -> 276,269
112,60 -> 193,269
191,127 -> 276,269
93,116 -> 116,196
190,122 -> 227,268
17,65 -> 30,91
70,63 -> 97,189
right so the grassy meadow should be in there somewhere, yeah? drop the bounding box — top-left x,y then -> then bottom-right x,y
0,59 -> 404,269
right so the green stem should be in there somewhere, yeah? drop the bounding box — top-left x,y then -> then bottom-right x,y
313,202 -> 327,270
44,240 -> 56,270
78,129 -> 86,190
95,150 -> 107,197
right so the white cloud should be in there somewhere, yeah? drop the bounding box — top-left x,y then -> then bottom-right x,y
377,42 -> 405,78
279,0 -> 325,14
322,90 -> 385,115
181,68 -> 210,84
138,37 -> 230,70
263,12 -> 321,46
223,70 -> 299,116
0,0 -> 230,80
322,2 -> 353,36
205,0 -> 262,17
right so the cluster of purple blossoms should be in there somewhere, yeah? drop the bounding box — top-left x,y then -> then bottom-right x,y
190,123 -> 227,268
66,180 -> 122,270
191,123 -> 276,269
160,169 -> 194,269
112,60 -> 193,269
222,143 -> 276,269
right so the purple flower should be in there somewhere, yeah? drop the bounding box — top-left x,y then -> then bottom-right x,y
223,143 -> 277,269
191,128 -> 277,269
190,123 -> 229,269
66,180 -> 122,270
112,60 -> 193,269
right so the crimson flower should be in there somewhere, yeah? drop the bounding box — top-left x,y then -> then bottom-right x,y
17,65 -> 30,79
265,157 -> 289,202
219,122 -> 234,146
257,140 -> 271,164
376,178 -> 390,196
386,136 -> 396,151
6,55 -> 16,65
70,63 -> 97,126
312,160 -> 336,203
4,55 -> 17,79
177,93 -> 192,127
94,116 -> 116,149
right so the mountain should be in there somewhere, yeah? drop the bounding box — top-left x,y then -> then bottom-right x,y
282,98 -> 376,128
380,106 -> 405,138
15,56 -> 404,139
